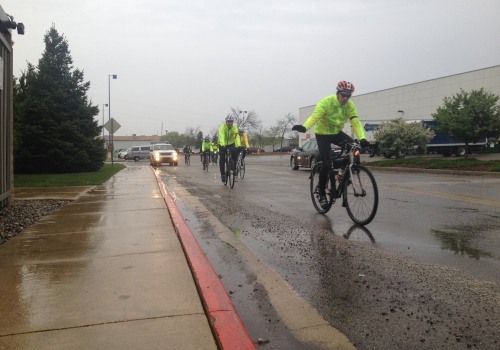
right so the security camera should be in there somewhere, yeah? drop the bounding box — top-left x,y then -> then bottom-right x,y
17,22 -> 24,35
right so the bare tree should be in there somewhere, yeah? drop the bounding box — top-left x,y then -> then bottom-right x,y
266,125 -> 282,151
250,126 -> 266,150
184,126 -> 200,147
228,106 -> 262,133
276,113 -> 296,148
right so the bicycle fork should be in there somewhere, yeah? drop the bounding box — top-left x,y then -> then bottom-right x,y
347,165 -> 367,197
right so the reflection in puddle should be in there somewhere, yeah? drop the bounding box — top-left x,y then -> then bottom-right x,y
431,225 -> 493,260
343,224 -> 376,243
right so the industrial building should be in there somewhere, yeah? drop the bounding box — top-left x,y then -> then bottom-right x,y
298,65 -> 500,146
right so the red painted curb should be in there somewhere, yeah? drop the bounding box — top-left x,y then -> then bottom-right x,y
153,169 -> 256,350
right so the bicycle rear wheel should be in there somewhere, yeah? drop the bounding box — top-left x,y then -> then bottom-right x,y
309,163 -> 333,214
343,165 -> 378,225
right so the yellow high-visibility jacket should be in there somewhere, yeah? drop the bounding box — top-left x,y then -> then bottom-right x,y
235,132 -> 249,148
218,123 -> 239,146
303,94 -> 366,140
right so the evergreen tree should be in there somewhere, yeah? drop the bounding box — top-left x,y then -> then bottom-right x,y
196,131 -> 203,149
14,26 -> 105,173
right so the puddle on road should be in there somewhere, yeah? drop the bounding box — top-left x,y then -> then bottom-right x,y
431,222 -> 496,260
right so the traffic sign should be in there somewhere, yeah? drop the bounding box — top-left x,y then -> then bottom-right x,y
104,118 -> 121,134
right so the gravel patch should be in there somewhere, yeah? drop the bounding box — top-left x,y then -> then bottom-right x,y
0,200 -> 70,244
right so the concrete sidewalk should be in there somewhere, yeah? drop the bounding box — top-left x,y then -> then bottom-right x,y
0,165 -> 254,349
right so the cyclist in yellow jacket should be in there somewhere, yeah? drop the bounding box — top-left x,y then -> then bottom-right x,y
236,129 -> 250,164
201,135 -> 213,170
211,142 -> 219,164
292,81 -> 370,208
218,115 -> 239,182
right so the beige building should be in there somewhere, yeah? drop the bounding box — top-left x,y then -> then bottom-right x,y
103,134 -> 161,152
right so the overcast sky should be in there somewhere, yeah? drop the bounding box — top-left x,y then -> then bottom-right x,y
3,0 -> 500,136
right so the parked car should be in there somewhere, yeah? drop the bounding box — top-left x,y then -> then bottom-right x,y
125,145 -> 152,161
274,146 -> 292,153
150,143 -> 178,166
118,148 -> 131,159
290,139 -> 341,170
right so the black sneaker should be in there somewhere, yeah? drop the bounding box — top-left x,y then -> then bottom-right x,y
221,175 -> 226,182
319,194 -> 329,208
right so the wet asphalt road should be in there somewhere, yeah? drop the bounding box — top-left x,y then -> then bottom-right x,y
145,154 -> 499,349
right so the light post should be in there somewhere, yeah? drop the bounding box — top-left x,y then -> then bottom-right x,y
108,74 -> 117,165
102,103 -> 108,140
239,110 -> 247,124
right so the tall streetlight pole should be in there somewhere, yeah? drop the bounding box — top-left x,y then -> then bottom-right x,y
102,103 -> 108,140
108,74 -> 117,165
239,110 -> 247,127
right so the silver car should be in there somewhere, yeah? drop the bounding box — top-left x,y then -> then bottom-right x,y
126,145 -> 152,161
150,143 -> 178,166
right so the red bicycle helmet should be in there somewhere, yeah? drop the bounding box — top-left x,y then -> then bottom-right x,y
337,81 -> 355,94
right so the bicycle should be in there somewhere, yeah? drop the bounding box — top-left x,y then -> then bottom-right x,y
222,146 -> 236,188
212,152 -> 218,165
185,152 -> 191,165
202,152 -> 209,172
310,140 -> 378,225
236,150 -> 246,179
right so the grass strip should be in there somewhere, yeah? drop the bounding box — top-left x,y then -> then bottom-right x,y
14,164 -> 126,187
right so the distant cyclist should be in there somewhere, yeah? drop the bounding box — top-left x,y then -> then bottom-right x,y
236,129 -> 250,164
201,135 -> 212,170
218,115 -> 239,182
292,81 -> 370,208
183,145 -> 191,164
211,142 -> 219,164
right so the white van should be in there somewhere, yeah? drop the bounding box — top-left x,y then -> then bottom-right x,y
125,145 -> 151,161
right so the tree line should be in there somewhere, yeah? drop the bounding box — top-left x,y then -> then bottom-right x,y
162,108 -> 297,151
13,26 -> 298,174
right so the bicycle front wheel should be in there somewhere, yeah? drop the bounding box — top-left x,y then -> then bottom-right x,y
240,157 -> 245,179
310,163 -> 333,214
237,154 -> 245,179
204,155 -> 209,171
228,156 -> 235,188
343,165 -> 378,225
223,156 -> 229,186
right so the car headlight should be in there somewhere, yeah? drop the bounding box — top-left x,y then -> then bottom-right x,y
154,152 -> 161,161
173,152 -> 178,160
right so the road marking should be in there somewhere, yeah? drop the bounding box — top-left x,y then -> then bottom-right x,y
380,184 -> 500,207
166,176 -> 356,349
